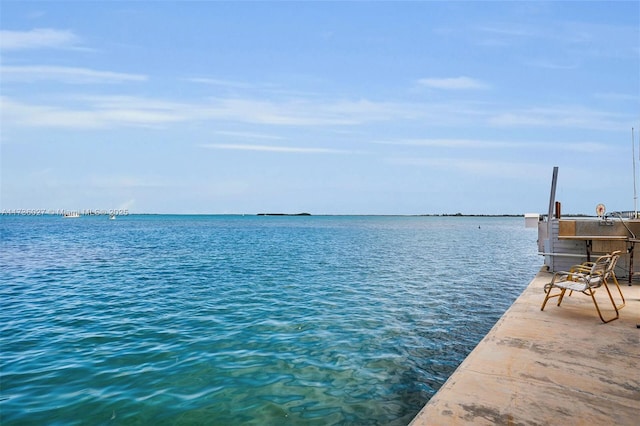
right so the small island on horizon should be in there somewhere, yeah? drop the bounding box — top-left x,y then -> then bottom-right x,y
257,212 -> 312,216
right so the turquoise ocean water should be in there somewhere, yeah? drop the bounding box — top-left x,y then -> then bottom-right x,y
1,215 -> 540,425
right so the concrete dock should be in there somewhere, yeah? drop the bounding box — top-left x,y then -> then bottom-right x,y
410,269 -> 640,426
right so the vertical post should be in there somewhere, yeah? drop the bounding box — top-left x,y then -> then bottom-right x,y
548,167 -> 558,221
547,167 -> 559,270
633,127 -> 637,219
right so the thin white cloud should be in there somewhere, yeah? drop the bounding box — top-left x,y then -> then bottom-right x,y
1,90 -> 628,134
475,19 -> 639,60
561,142 -> 608,153
374,138 -> 608,152
214,130 -> 285,140
200,97 -> 490,127
200,143 -> 350,154
88,175 -> 168,189
594,92 -> 639,102
374,138 -> 512,149
476,24 -> 539,39
489,105 -> 627,131
2,95 -> 374,129
0,28 -> 81,51
79,95 -> 189,111
1,66 -> 147,83
199,98 -> 362,126
0,96 -> 187,129
188,76 -> 328,99
186,77 -> 256,89
525,59 -> 578,70
418,76 -> 488,90
389,156 -> 548,180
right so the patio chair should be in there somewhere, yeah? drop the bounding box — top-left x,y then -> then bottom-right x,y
541,254 -> 619,323
569,251 -> 625,310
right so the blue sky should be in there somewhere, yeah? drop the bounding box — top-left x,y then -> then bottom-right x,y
1,1 -> 638,215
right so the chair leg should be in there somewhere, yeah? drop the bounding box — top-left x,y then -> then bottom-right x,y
541,289 -> 552,311
541,285 -> 560,311
587,286 -> 619,323
557,288 -> 568,306
541,284 -> 573,310
607,273 -> 626,310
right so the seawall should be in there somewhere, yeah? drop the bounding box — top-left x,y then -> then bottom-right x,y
410,269 -> 640,425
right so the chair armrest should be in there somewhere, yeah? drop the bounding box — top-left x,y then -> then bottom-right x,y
570,265 -> 592,273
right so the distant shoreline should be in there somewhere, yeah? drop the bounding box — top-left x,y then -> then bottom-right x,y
2,212 -> 597,218
257,212 -> 312,216
0,209 -> 597,218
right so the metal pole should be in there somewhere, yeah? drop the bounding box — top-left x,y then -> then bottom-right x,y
547,167 -> 559,271
632,128 -> 637,218
547,167 -> 558,221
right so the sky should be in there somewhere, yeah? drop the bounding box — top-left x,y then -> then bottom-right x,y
1,1 -> 638,215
